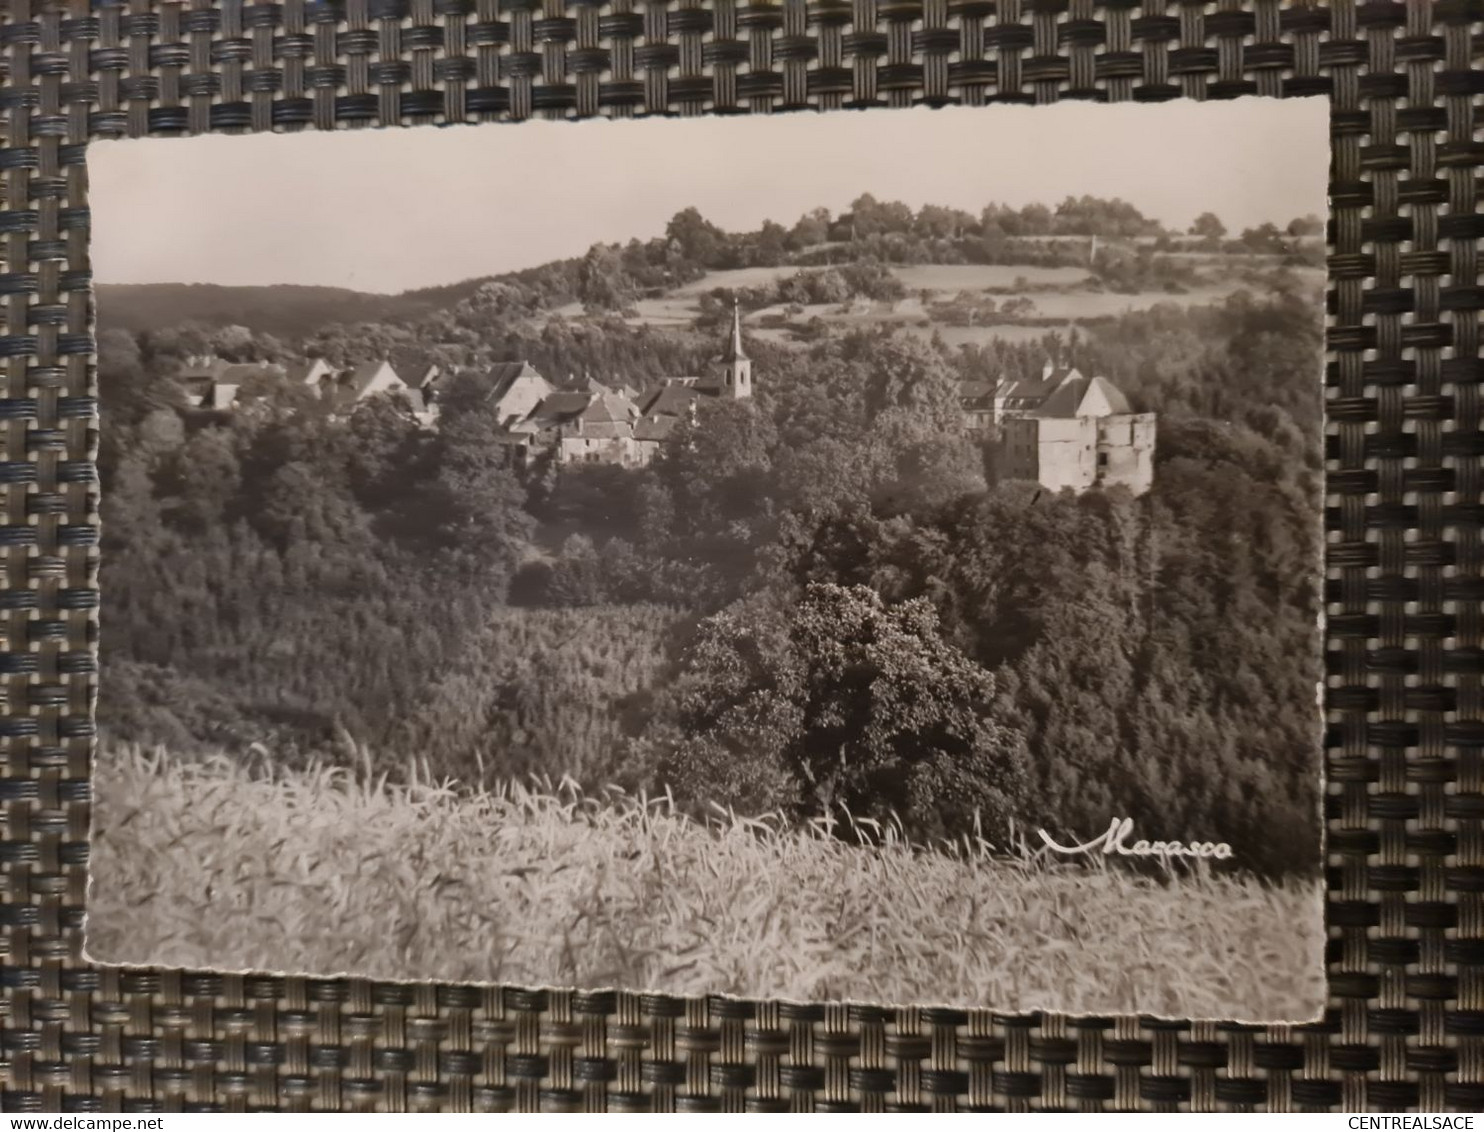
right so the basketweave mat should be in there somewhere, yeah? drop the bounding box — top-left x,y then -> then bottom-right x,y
2,0 -> 1481,1114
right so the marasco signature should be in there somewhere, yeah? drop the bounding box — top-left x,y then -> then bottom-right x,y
1037,817 -> 1233,862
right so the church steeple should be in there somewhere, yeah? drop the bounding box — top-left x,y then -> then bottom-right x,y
714,299 -> 752,399
722,300 -> 748,363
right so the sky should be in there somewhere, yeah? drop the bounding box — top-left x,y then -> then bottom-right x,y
88,99 -> 1328,295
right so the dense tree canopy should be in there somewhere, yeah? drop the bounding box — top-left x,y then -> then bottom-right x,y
663,584 -> 1030,837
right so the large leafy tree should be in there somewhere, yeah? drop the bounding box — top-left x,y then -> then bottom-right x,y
788,207 -> 831,250
431,383 -> 534,563
665,207 -> 730,268
833,331 -> 986,512
846,194 -> 915,239
577,245 -> 636,314
648,398 -> 779,603
98,328 -> 181,437
665,583 -> 1029,840
1189,211 -> 1227,240
848,330 -> 960,428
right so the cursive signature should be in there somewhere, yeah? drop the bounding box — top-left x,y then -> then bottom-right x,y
1037,817 -> 1233,862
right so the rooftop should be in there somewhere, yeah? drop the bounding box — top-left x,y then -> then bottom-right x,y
1032,372 -> 1132,419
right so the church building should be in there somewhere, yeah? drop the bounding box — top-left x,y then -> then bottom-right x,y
704,301 -> 752,400
497,302 -> 756,469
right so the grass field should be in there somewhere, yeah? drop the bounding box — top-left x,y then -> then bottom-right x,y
549,262 -> 1321,349
671,264 -> 1094,296
890,264 -> 1094,291
87,746 -> 1325,1021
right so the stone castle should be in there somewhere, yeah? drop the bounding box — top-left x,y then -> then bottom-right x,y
963,361 -> 1156,496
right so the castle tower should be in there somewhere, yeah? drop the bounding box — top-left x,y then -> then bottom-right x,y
714,300 -> 752,400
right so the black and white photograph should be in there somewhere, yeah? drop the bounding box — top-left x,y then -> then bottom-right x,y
86,100 -> 1328,1022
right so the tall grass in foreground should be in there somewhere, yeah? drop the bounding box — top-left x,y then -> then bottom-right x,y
88,745 -> 1324,1021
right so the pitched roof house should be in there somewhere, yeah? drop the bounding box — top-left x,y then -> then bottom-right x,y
993,364 -> 1080,420
959,379 -> 999,434
629,380 -> 703,445
345,359 -> 406,399
177,356 -> 288,410
389,350 -> 441,389
579,390 -> 643,437
395,385 -> 437,426
638,380 -> 702,418
469,361 -> 556,426
513,389 -> 591,431
502,383 -> 648,467
326,360 -> 406,410
283,358 -> 335,388
408,363 -> 441,389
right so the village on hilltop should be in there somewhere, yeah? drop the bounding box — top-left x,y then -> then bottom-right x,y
177,303 -> 1153,496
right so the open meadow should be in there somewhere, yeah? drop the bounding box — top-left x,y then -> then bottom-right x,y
550,261 -> 1324,348
88,746 -> 1325,1021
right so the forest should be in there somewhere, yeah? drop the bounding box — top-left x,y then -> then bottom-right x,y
96,195 -> 1325,880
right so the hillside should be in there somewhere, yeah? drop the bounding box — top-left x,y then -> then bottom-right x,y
93,282 -> 451,339
93,196 -> 1322,347
604,260 -> 1323,351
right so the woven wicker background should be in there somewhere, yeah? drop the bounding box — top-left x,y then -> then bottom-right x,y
0,0 -> 1478,1112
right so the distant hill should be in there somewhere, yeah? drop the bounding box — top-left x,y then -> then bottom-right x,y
93,193 -> 1319,344
94,283 -> 464,340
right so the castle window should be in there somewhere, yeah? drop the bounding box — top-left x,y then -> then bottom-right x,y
1097,452 -> 1108,467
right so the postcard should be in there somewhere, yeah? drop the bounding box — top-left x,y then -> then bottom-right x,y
85,99 -> 1328,1022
